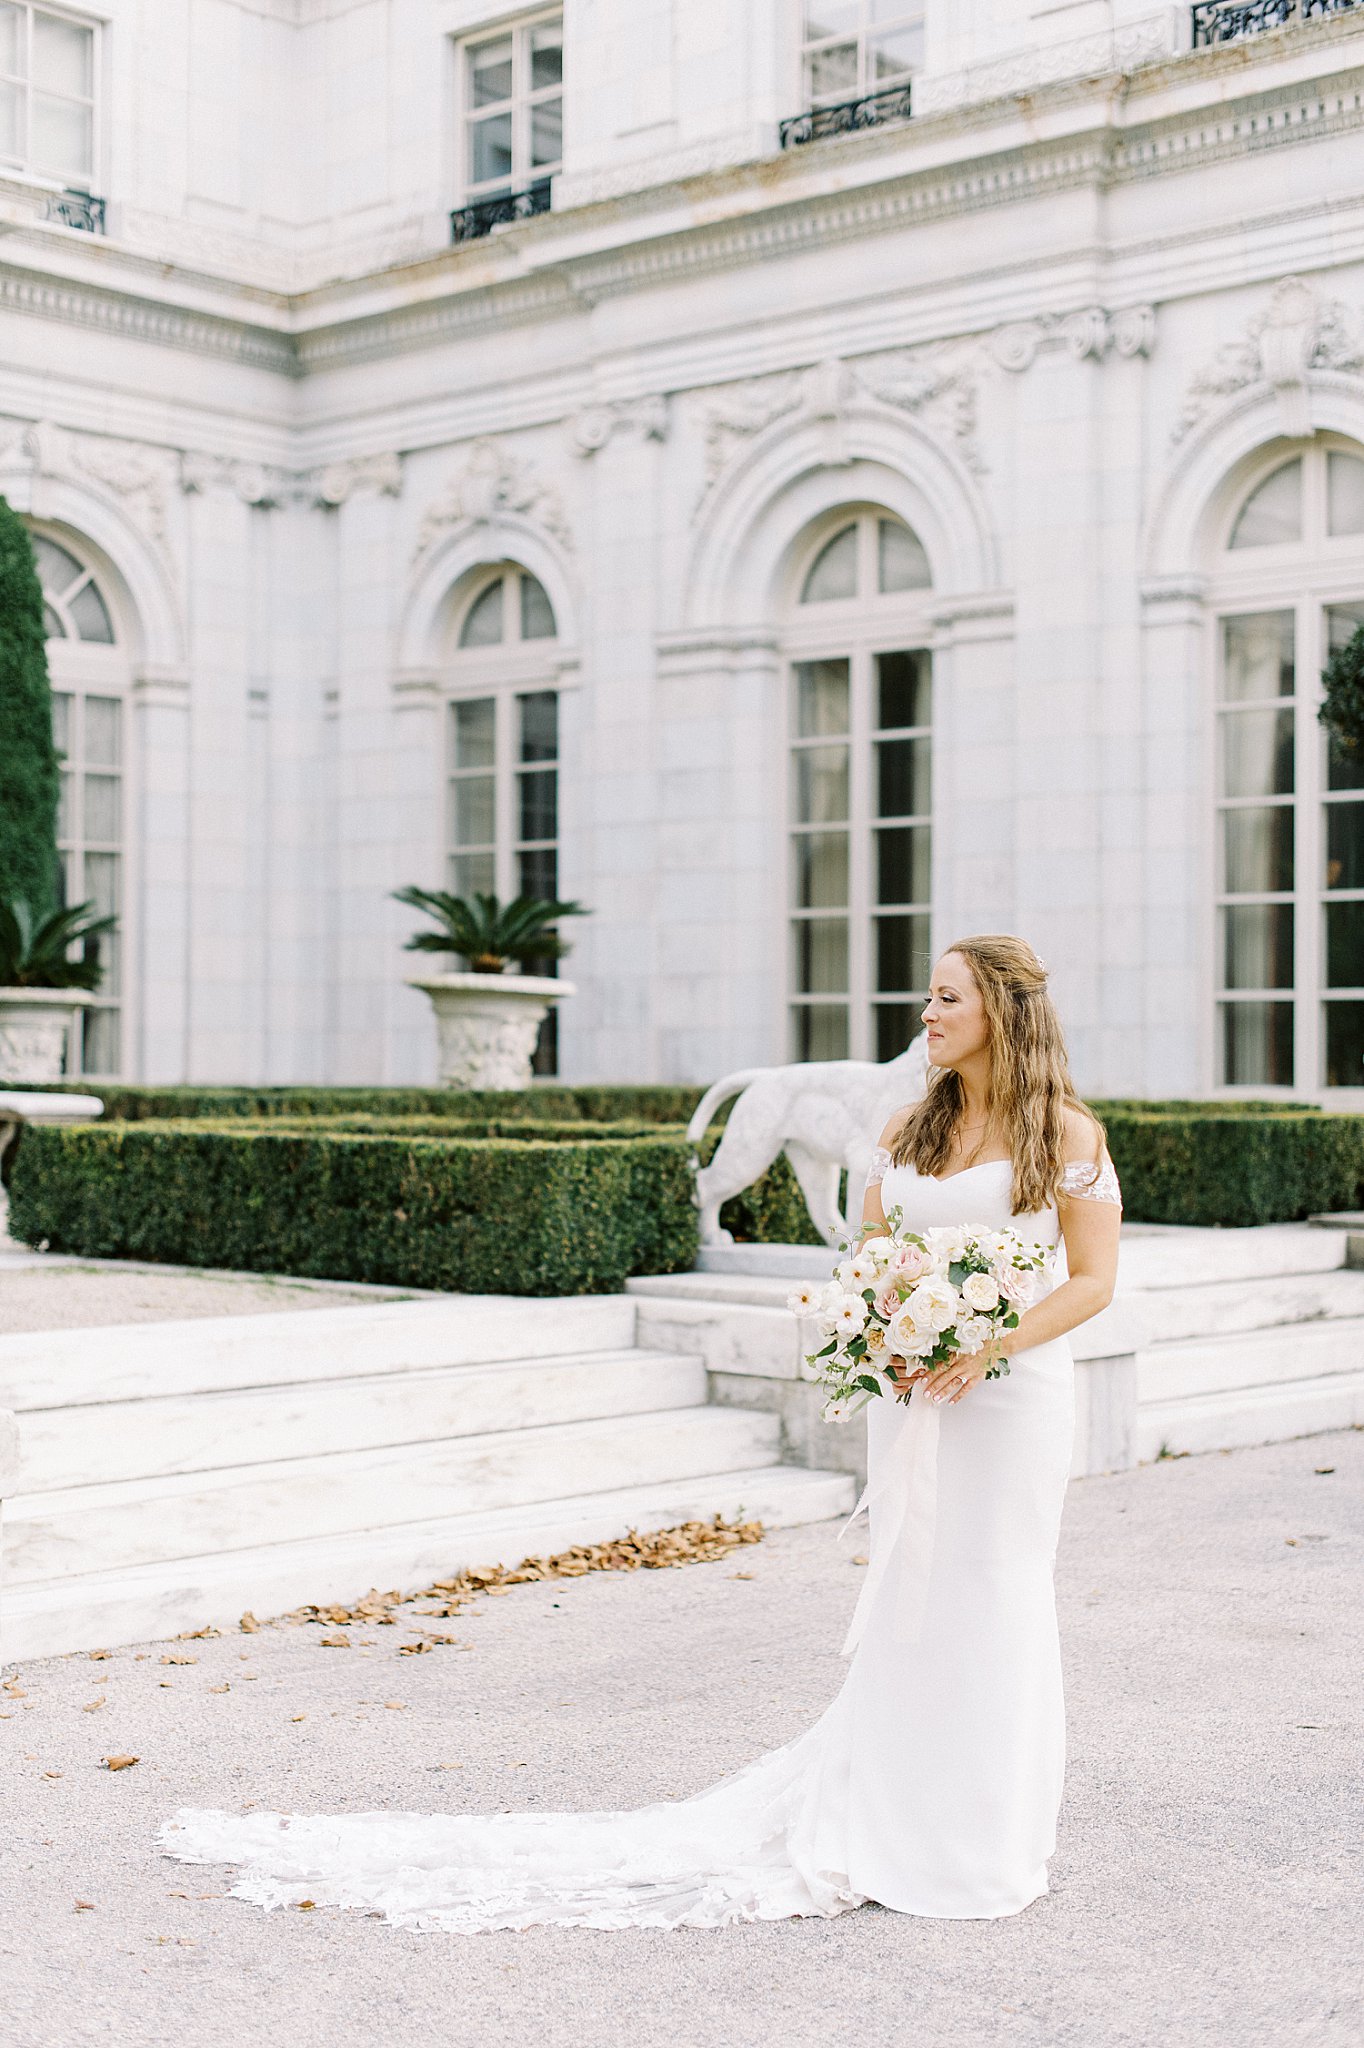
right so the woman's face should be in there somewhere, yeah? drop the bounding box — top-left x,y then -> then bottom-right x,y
921,951 -> 990,1072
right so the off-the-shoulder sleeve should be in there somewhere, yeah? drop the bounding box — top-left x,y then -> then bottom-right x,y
865,1146 -> 893,1190
1059,1155 -> 1122,1207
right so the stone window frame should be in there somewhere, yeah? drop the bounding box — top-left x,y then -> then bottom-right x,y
1207,437 -> 1364,1095
799,1 -> 924,111
0,0 -> 99,193
454,6 -> 563,209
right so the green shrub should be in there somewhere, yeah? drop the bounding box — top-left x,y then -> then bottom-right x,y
0,500 -> 60,921
7,1123 -> 701,1294
4,1082 -> 711,1124
1102,1110 -> 1364,1226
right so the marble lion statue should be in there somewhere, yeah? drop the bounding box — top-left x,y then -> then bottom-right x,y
687,1033 -> 932,1248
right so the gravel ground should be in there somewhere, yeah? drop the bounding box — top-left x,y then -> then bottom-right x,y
0,1254 -> 421,1332
1,1430 -> 1360,2048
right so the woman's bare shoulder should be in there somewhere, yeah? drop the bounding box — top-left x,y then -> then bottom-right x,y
1059,1102 -> 1103,1162
877,1107 -> 916,1150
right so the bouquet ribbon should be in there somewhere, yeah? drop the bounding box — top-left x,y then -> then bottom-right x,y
838,1387 -> 942,1658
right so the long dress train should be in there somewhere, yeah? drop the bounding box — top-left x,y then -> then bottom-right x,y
160,1155 -> 1120,1930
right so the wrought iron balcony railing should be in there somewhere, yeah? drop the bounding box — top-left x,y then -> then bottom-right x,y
44,189 -> 105,233
779,81 -> 913,151
1192,0 -> 1359,46
450,178 -> 552,245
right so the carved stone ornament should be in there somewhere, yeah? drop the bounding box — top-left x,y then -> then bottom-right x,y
567,394 -> 669,459
0,991 -> 92,1085
988,305 -> 1156,373
414,438 -> 572,561
407,973 -> 575,1091
179,452 -> 291,507
306,451 -> 403,506
1172,277 -> 1364,445
0,417 -> 174,544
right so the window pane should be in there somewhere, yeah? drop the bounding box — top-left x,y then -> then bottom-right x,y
452,696 -> 495,768
470,36 -> 513,106
50,689 -> 71,755
804,1 -> 858,34
451,850 -> 495,898
1221,1001 -> 1293,1086
1327,601 -> 1364,656
1229,460 -> 1302,549
69,580 -> 113,643
877,736 -> 930,818
808,41 -> 858,99
0,5 -> 22,77
530,97 -> 561,168
795,918 -> 847,994
450,775 -> 494,847
876,649 -> 930,729
793,830 -> 848,910
1326,607 -> 1364,789
1219,708 -> 1294,799
1223,806 -> 1294,894
83,847 -> 119,918
1324,1000 -> 1364,1087
875,912 -> 930,993
869,23 -> 923,78
1221,612 -> 1294,701
877,518 -> 930,593
795,746 -> 849,825
470,111 -> 513,187
794,658 -> 849,737
83,696 -> 121,768
42,600 -> 64,639
519,573 -> 556,641
530,22 -> 563,89
793,1004 -> 849,1061
876,823 -> 930,904
0,78 -> 20,158
1221,903 -> 1293,989
518,690 -> 557,762
31,92 -> 91,179
57,767 -> 72,839
518,768 -> 557,842
800,524 -> 858,602
875,1004 -> 920,1063
518,846 -> 557,899
1325,901 -> 1364,988
1325,803 -> 1364,891
460,579 -> 504,648
1327,453 -> 1364,538
33,13 -> 92,96
82,773 -> 120,844
81,1006 -> 119,1077
31,535 -> 83,593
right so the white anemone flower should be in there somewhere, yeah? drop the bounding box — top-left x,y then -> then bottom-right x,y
787,1281 -> 820,1316
833,1294 -> 869,1338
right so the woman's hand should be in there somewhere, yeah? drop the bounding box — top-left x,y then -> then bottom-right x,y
887,1336 -> 1007,1406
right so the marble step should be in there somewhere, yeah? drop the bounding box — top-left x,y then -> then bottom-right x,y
1115,1224 -> 1350,1290
1137,1316 -> 1364,1405
1133,1267 -> 1364,1345
0,1293 -> 639,1410
6,1405 -> 783,1585
11,1348 -> 708,1495
2,1462 -> 858,1664
1136,1369 -> 1364,1462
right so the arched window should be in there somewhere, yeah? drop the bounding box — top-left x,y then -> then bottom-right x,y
1210,440 -> 1364,1091
443,562 -> 562,1071
32,529 -> 126,1078
785,508 -> 934,1062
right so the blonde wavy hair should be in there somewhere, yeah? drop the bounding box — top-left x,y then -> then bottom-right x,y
889,933 -> 1104,1216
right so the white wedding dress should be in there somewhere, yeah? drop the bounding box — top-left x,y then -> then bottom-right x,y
161,1153 -> 1121,1931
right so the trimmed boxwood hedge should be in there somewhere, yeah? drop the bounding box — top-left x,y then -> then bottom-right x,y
2,1082 -> 709,1124
1099,1109 -> 1364,1228
7,1123 -> 702,1295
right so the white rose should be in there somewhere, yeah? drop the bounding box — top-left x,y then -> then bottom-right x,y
961,1271 -> 1000,1312
999,1267 -> 1036,1308
906,1276 -> 960,1335
926,1226 -> 968,1267
955,1315 -> 993,1356
818,1280 -> 844,1315
863,1234 -> 896,1267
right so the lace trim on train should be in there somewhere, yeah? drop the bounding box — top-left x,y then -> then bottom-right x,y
1059,1157 -> 1122,1206
865,1147 -> 893,1189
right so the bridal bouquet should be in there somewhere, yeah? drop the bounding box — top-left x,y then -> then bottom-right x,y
787,1211 -> 1050,1421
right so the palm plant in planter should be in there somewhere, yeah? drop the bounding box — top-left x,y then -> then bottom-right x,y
394,887 -> 590,1090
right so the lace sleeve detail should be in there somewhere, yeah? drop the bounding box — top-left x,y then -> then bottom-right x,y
1059,1156 -> 1122,1207
865,1146 -> 893,1190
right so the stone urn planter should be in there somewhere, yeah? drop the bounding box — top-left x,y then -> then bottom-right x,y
0,988 -> 91,1083
408,972 -> 575,1091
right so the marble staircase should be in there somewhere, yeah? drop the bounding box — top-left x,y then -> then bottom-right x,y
0,1295 -> 854,1662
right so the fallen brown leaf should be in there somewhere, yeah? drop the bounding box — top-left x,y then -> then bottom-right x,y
290,1714 -> 306,1723
82,1697 -> 106,1714
103,1754 -> 139,1772
208,1683 -> 230,1695
382,1701 -> 405,1711
43,1770 -> 63,1779
850,1554 -> 869,1566
319,1634 -> 350,1649
177,1625 -> 221,1640
728,1571 -> 754,1580
160,1654 -> 197,1667
297,1900 -> 316,1911
397,1640 -> 432,1656
88,1650 -> 112,1662
239,1612 -> 261,1633
74,1900 -> 95,1912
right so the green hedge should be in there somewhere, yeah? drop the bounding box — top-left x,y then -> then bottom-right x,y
7,1123 -> 701,1295
3,1082 -> 709,1124
1101,1110 -> 1364,1227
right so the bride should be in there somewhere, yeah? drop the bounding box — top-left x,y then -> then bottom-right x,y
162,933 -> 1123,1930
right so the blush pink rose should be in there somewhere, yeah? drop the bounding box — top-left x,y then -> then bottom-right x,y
891,1243 -> 930,1282
998,1268 -> 1036,1307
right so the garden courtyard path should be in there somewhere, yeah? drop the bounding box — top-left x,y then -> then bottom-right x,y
1,1424 -> 1358,2048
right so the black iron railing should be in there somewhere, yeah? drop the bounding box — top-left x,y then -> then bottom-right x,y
779,81 -> 913,150
450,178 -> 552,245
45,189 -> 105,233
1192,0 -> 1359,45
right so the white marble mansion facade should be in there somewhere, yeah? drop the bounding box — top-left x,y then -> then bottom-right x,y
4,0 -> 1364,1095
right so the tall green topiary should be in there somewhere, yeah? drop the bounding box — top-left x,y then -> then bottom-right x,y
1319,622 -> 1364,762
0,497 -> 59,920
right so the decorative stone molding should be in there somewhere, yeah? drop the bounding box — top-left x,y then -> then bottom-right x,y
0,416 -> 175,547
413,438 -> 572,561
988,304 -> 1157,373
567,395 -> 669,458
305,451 -> 403,506
179,451 -> 291,507
1172,277 -> 1364,444
913,16 -> 1177,117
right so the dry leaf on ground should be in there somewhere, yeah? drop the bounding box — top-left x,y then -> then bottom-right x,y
103,1754 -> 139,1772
239,1612 -> 261,1633
81,1697 -> 105,1713
160,1654 -> 197,1666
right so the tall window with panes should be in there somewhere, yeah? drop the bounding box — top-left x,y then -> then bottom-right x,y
787,510 -> 933,1062
461,11 -> 562,208
0,3 -> 96,189
446,563 -> 562,1073
1211,441 -> 1364,1091
801,2 -> 922,108
33,532 -> 124,1076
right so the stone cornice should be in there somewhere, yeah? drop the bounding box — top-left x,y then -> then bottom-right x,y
0,261 -> 298,377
